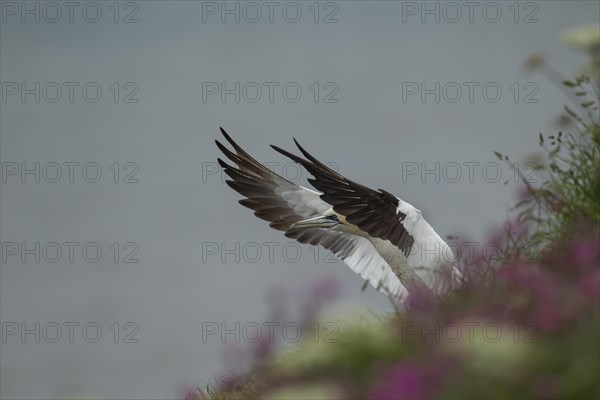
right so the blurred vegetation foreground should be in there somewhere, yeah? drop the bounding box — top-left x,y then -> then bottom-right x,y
194,39 -> 600,400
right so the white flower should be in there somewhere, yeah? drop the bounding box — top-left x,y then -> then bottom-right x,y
560,24 -> 600,52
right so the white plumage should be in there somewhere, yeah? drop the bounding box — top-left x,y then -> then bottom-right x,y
216,128 -> 463,302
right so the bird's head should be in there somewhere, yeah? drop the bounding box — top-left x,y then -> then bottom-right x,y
290,209 -> 361,235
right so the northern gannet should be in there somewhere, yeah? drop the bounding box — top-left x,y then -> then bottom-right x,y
216,128 -> 463,302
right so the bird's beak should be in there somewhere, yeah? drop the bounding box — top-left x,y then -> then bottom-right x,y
292,215 -> 339,229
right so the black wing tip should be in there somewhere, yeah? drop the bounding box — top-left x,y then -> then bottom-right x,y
219,126 -> 229,141
292,137 -> 310,157
291,137 -> 328,168
215,139 -> 227,152
218,127 -> 238,148
215,139 -> 238,160
270,144 -> 293,158
217,157 -> 231,169
269,144 -> 283,152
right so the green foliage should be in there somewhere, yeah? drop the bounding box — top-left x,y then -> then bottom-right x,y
498,76 -> 600,249
197,76 -> 600,400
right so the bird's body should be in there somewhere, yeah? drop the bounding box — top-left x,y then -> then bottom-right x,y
216,128 -> 463,302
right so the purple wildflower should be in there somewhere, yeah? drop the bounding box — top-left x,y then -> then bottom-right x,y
406,285 -> 438,312
369,362 -> 443,400
252,333 -> 274,361
571,239 -> 599,267
580,270 -> 600,305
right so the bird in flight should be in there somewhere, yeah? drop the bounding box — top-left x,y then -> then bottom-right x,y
216,128 -> 463,302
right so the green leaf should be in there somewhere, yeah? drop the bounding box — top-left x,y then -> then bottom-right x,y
581,101 -> 595,108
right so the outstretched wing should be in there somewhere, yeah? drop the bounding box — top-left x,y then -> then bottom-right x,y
216,128 -> 407,298
286,226 -> 408,299
216,128 -> 329,231
271,140 -> 416,257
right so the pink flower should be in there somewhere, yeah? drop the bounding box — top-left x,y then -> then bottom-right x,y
571,240 -> 599,267
252,334 -> 274,361
406,285 -> 438,312
533,302 -> 562,332
499,263 -> 568,332
369,362 -> 443,400
498,263 -> 541,286
580,270 -> 600,305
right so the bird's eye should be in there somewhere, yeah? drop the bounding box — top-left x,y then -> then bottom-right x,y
330,215 -> 339,221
